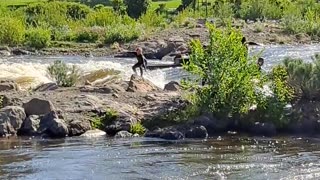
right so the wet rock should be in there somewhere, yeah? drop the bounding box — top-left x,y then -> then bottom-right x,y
154,42 -> 176,60
288,120 -> 317,135
164,81 -> 180,91
11,48 -> 32,55
127,75 -> 160,93
79,86 -> 113,94
193,115 -> 224,135
144,128 -> 163,138
185,125 -> 208,139
19,115 -> 41,136
68,119 -> 91,136
105,111 -> 137,136
114,130 -> 133,138
249,122 -> 276,137
33,82 -> 58,92
80,129 -> 106,138
0,50 -> 10,56
23,98 -> 55,116
38,111 -> 69,137
0,106 -> 26,136
160,129 -> 184,140
0,79 -> 19,91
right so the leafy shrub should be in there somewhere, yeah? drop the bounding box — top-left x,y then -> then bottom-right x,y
240,0 -> 264,20
182,0 -> 195,8
91,108 -> 118,130
25,28 -> 51,49
139,10 -> 166,28
75,27 -> 106,43
104,24 -> 141,44
47,60 -> 81,87
111,0 -> 126,14
0,17 -> 25,46
282,55 -> 320,100
183,24 -> 260,119
213,1 -> 234,26
85,8 -> 121,27
130,122 -> 146,135
124,0 -> 150,19
66,2 -> 92,20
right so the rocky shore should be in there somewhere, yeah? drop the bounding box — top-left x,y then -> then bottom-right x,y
1,73 -> 320,140
0,20 -> 317,58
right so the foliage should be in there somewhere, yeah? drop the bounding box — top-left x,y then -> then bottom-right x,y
66,2 -> 92,20
47,60 -> 81,87
282,55 -> 320,100
91,108 -> 119,130
75,27 -> 106,43
212,1 -> 234,26
181,0 -> 194,8
0,17 -> 25,46
111,0 -> 126,14
25,27 -> 51,49
104,24 -> 141,44
139,9 -> 166,28
183,24 -> 260,119
124,0 -> 150,19
130,122 -> 146,135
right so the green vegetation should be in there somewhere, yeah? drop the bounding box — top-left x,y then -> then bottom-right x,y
0,0 -> 320,48
47,60 -> 80,87
129,122 -> 146,135
91,108 -> 119,130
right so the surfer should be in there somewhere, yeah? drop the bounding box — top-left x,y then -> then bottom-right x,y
132,47 -> 147,77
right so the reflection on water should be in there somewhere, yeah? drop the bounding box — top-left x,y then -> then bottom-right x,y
1,136 -> 320,179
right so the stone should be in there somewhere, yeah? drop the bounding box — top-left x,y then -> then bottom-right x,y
114,131 -> 133,138
185,125 -> 208,139
66,95 -> 104,113
0,106 -> 26,136
68,119 -> 92,136
0,79 -> 19,91
288,120 -> 317,135
19,115 -> 41,136
79,86 -> 113,94
23,98 -> 55,116
11,48 -> 32,55
33,82 -> 58,92
80,129 -> 106,138
105,110 -> 137,136
160,129 -> 184,140
0,50 -> 10,56
144,128 -> 163,138
127,75 -> 160,93
249,122 -> 276,137
164,81 -> 180,91
154,42 -> 176,60
38,111 -> 69,137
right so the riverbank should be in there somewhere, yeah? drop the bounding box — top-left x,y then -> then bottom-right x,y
1,74 -> 320,140
0,20 -> 317,58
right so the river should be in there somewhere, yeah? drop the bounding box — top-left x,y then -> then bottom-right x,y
1,136 -> 320,179
1,44 -> 320,179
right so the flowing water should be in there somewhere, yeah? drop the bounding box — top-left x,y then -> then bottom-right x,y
1,44 -> 320,179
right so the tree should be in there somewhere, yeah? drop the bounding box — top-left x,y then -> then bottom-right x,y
124,0 -> 150,19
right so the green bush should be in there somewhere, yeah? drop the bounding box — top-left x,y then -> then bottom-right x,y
111,0 -> 126,14
25,28 -> 51,49
124,0 -> 150,19
91,108 -> 118,130
183,24 -> 260,118
47,60 -> 81,87
282,55 -> 320,100
66,2 -> 91,20
0,17 -> 25,46
75,27 -> 106,43
240,0 -> 264,20
130,122 -> 146,135
139,9 -> 166,28
213,1 -> 234,26
104,24 -> 141,44
85,8 -> 122,27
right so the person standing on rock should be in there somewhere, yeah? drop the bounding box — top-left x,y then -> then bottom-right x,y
132,47 -> 147,77
257,57 -> 264,72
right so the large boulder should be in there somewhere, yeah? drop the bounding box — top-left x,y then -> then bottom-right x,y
185,125 -> 208,139
11,48 -> 32,55
33,82 -> 58,92
68,119 -> 92,136
0,79 -> 19,92
127,75 -> 160,93
19,115 -> 41,136
160,129 -> 184,140
154,43 -> 176,60
193,114 -> 229,135
0,106 -> 26,136
105,110 -> 137,136
23,98 -> 55,116
164,81 -> 180,91
38,111 -> 69,137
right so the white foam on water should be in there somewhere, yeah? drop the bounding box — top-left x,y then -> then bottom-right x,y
0,58 -> 170,89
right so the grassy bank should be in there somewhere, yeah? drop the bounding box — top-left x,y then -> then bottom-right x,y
0,0 -> 320,50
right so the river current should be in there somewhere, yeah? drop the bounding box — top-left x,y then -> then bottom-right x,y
1,44 -> 320,179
